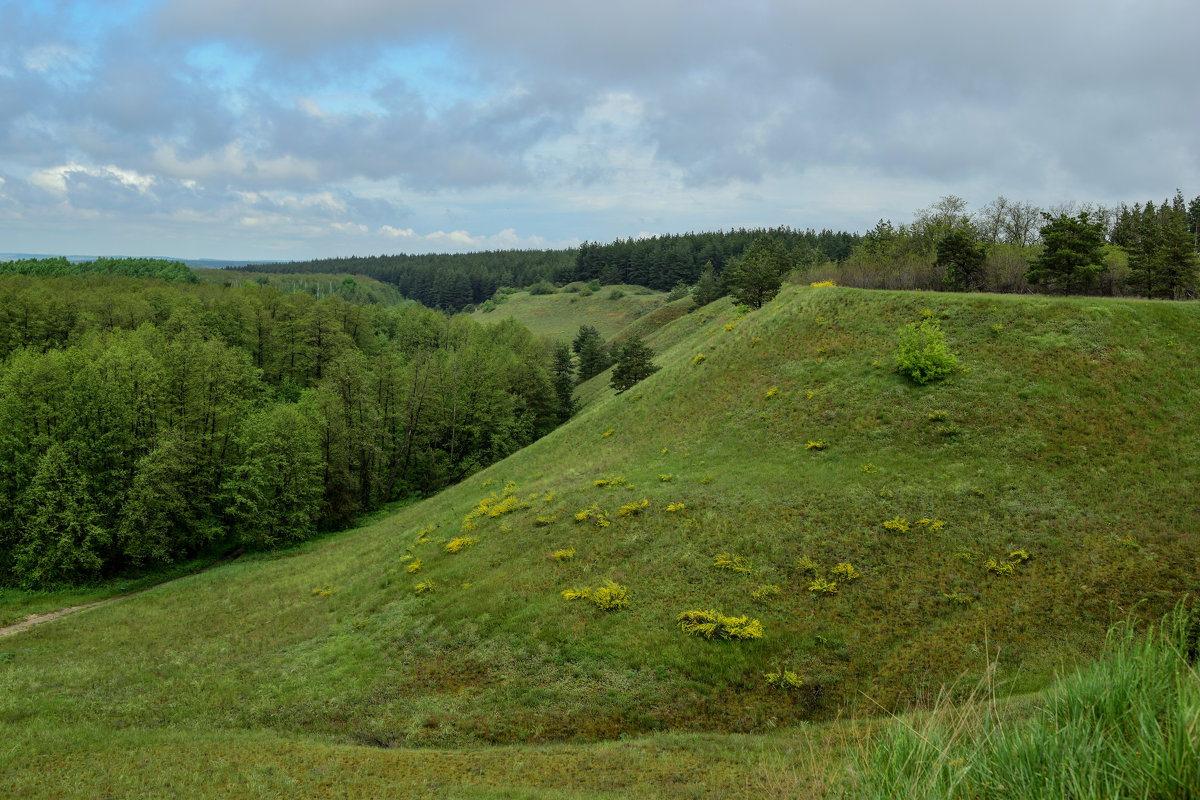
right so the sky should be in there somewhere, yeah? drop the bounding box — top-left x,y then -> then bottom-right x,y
1,0 -> 1198,261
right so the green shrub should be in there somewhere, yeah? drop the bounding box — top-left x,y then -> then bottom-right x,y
529,280 -> 556,295
895,318 -> 959,384
608,289 -> 626,299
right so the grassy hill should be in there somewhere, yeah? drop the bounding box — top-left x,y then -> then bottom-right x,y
471,284 -> 669,341
2,284 -> 1198,797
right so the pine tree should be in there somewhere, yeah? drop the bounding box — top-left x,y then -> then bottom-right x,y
609,335 -> 659,393
573,325 -> 611,383
1025,212 -> 1107,294
936,229 -> 986,291
724,236 -> 789,309
1126,200 -> 1163,298
1155,191 -> 1199,298
551,342 -> 577,422
691,262 -> 724,309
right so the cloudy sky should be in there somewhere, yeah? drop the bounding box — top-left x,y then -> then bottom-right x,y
2,0 -> 1198,260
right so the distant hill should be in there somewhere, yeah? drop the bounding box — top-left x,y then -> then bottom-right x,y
470,283 -> 669,341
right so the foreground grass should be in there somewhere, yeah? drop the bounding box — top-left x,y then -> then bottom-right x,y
844,604 -> 1200,799
0,723 -> 856,799
2,285 -> 1199,794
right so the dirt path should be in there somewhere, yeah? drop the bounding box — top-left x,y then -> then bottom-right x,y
0,549 -> 242,640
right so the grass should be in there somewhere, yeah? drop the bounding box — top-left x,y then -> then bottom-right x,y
470,284 -> 668,341
842,604 -> 1200,799
2,284 -> 1199,795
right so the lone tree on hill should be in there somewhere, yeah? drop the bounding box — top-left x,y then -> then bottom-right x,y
724,236 -> 790,309
573,324 -> 611,384
937,229 -> 987,292
691,261 -> 725,310
551,342 -> 577,422
1025,212 -> 1107,294
610,335 -> 659,393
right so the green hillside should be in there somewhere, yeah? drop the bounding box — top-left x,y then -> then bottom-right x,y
471,284 -> 668,341
3,285 -> 1198,796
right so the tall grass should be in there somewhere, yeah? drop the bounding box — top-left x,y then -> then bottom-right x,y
844,604 -> 1200,799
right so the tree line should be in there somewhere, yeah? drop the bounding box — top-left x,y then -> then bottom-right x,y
1,256 -> 199,283
239,251 -> 577,312
0,275 -> 570,588
237,228 -> 861,312
811,193 -> 1200,298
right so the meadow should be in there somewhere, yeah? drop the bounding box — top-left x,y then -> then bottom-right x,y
2,283 -> 1197,797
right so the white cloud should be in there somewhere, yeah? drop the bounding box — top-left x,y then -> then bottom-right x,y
29,163 -> 156,196
22,43 -> 87,74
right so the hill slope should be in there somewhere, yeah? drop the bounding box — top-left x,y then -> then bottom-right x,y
471,284 -> 668,341
2,285 -> 1198,792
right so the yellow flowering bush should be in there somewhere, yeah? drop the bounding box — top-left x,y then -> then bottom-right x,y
795,556 -> 818,575
592,476 -> 625,488
414,580 -> 435,595
573,504 -> 611,528
665,502 -> 686,512
751,584 -> 781,601
808,578 -> 838,594
764,669 -> 804,690
831,562 -> 861,581
810,280 -> 836,287
805,441 -> 826,450
407,559 -> 423,574
487,494 -> 524,517
589,580 -> 629,611
692,353 -> 707,365
765,387 -> 778,398
883,517 -> 910,533
676,610 -> 764,640
713,552 -> 753,573
311,584 -> 335,597
562,581 -> 629,610
985,558 -> 1015,576
445,536 -> 477,554
617,498 -> 650,517
601,428 -> 615,438
551,547 -> 576,561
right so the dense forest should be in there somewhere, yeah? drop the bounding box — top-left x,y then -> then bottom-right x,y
0,274 -> 569,589
240,194 -> 1200,306
239,228 -> 860,310
239,250 -> 577,312
1,256 -> 199,283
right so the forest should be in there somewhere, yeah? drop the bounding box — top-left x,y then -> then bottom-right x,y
241,192 -> 1200,309
0,256 -> 199,283
0,275 -> 570,589
238,227 -> 860,311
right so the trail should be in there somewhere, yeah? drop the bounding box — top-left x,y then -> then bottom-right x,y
0,549 -> 242,639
